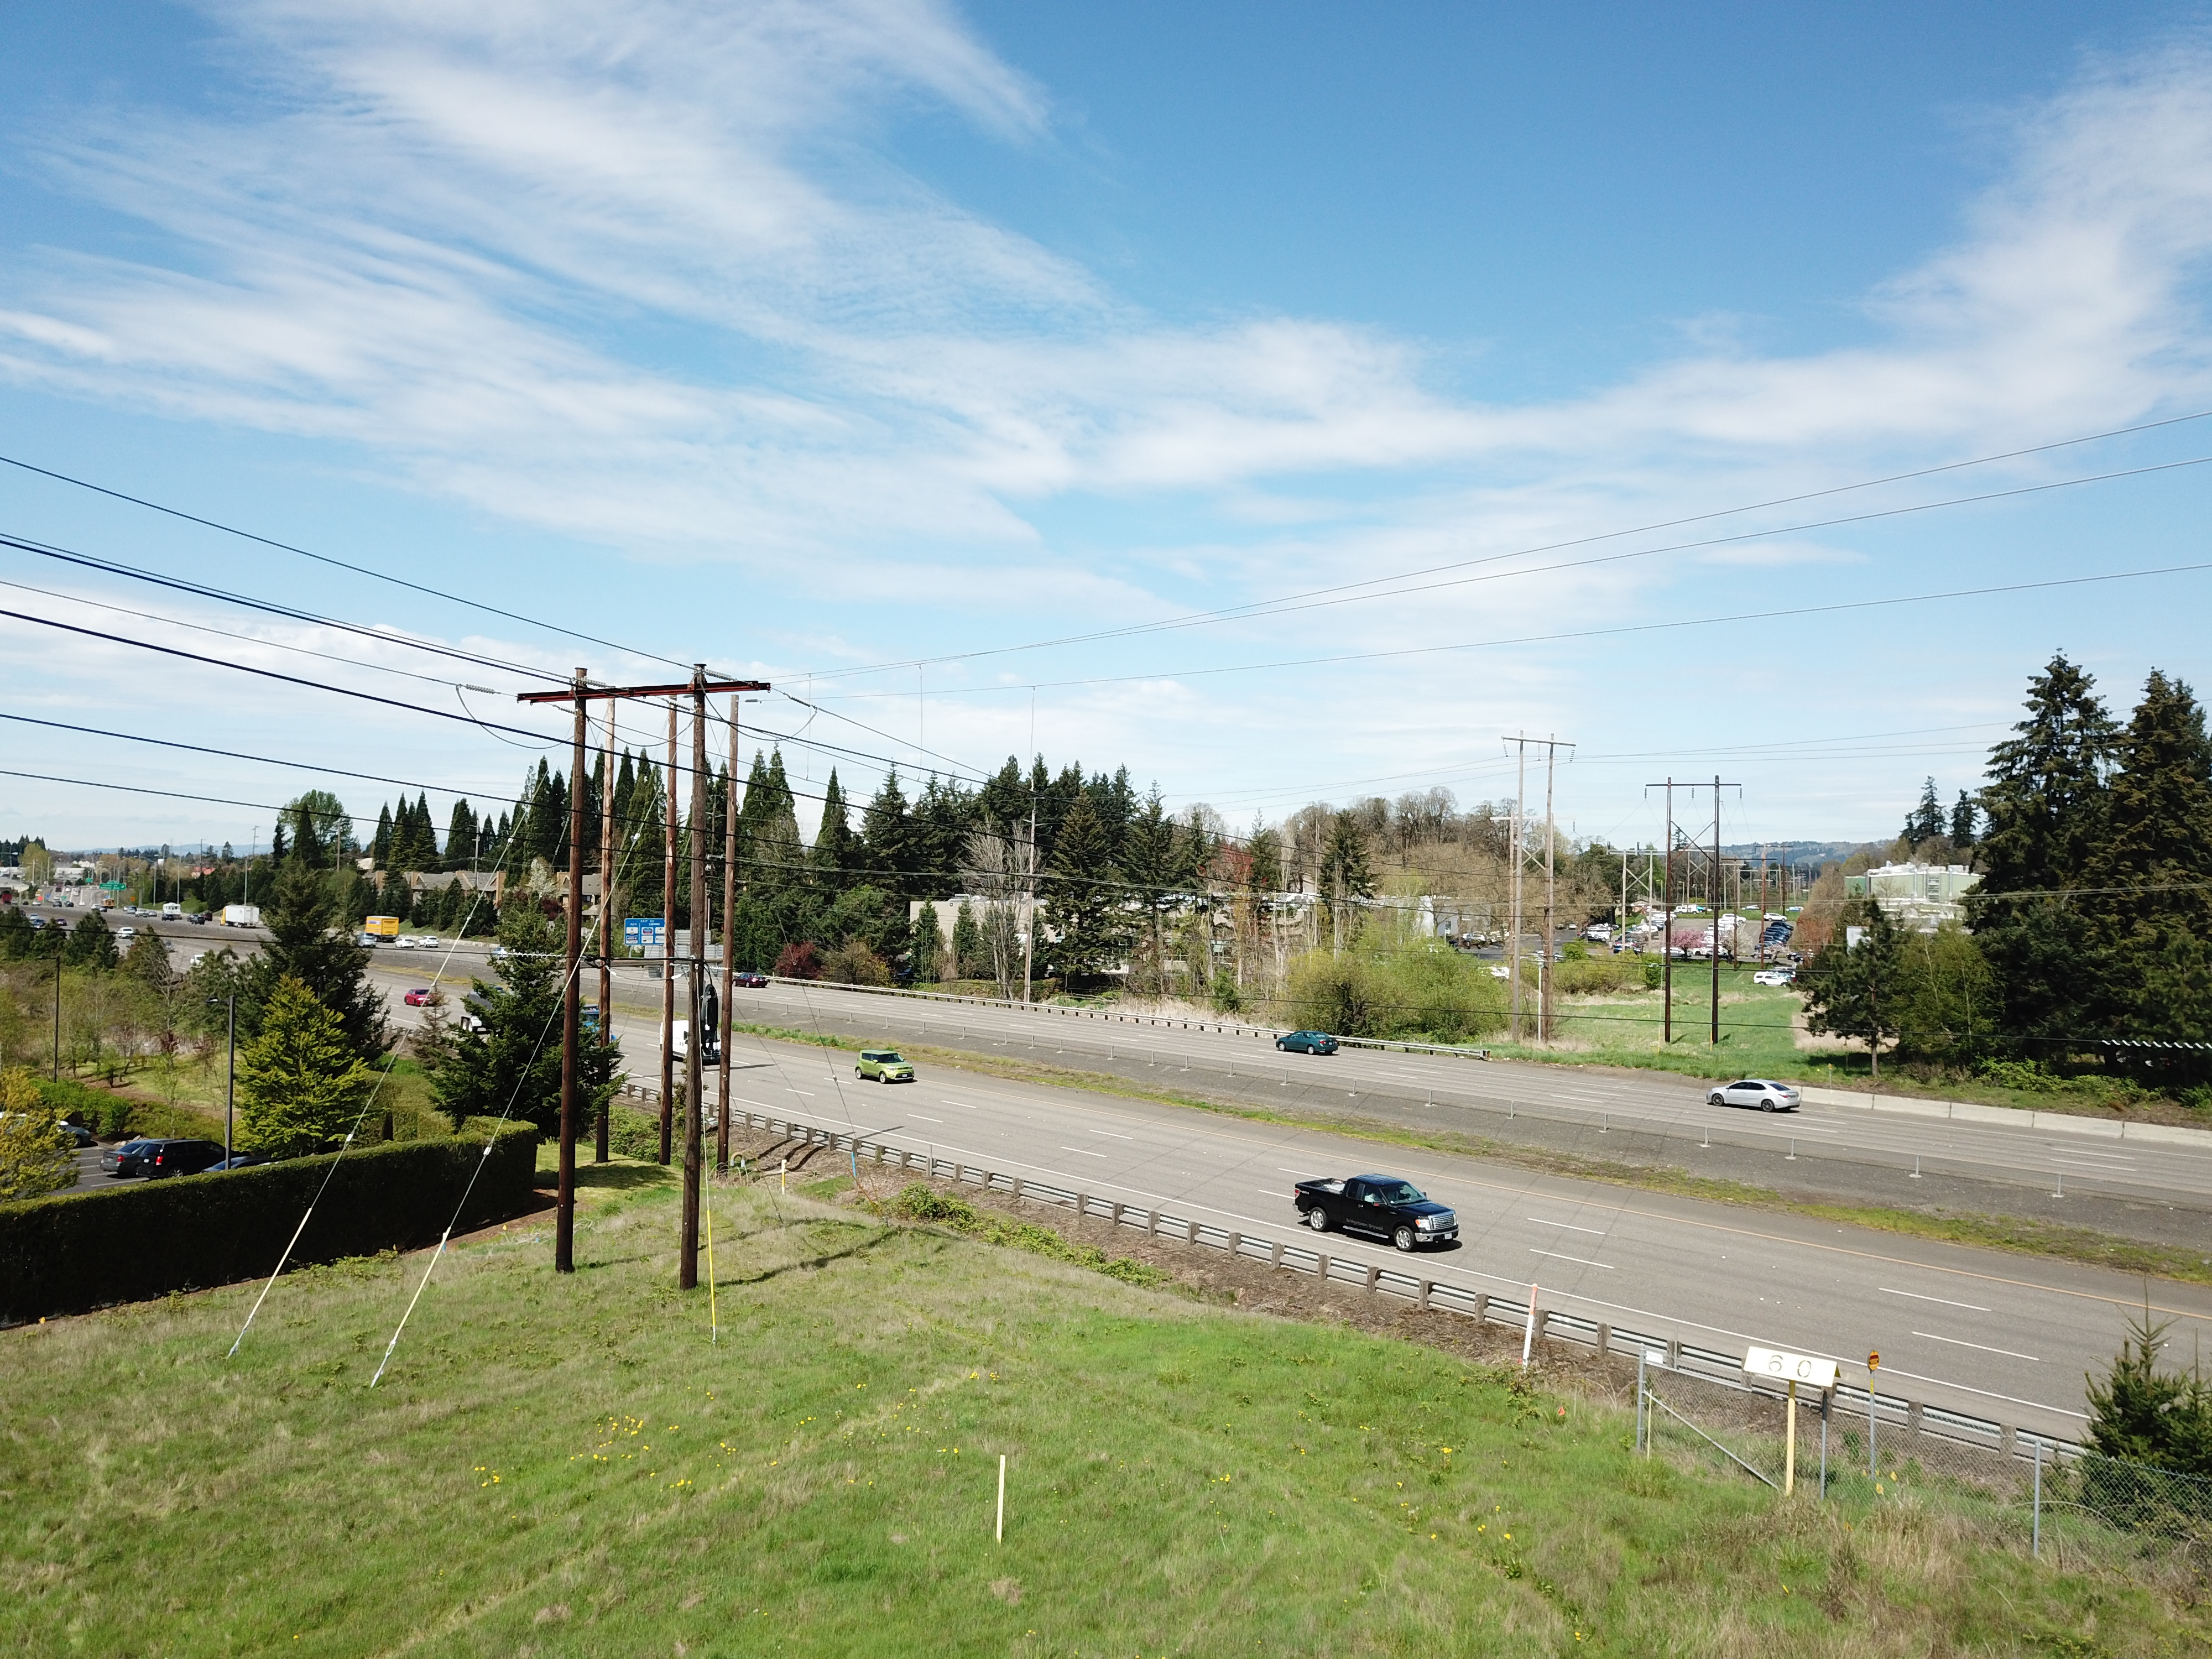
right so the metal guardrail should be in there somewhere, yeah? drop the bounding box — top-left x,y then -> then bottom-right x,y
721,1105 -> 2081,1471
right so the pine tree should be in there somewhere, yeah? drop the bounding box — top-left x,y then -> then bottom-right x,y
813,770 -> 858,893
862,770 -> 915,898
64,911 -> 118,969
1949,791 -> 1977,848
122,930 -> 176,994
1903,777 -> 1945,845
1044,791 -> 1121,985
433,907 -> 621,1135
1802,903 -> 1907,1077
445,799 -> 479,870
1968,654 -> 2116,1051
234,977 -> 378,1156
1317,812 -> 1375,952
910,900 -> 947,983
1119,788 -> 1178,994
2081,671 -> 2212,1048
2084,1302 -> 2212,1475
371,803 -> 395,870
951,901 -> 982,981
241,860 -> 389,1059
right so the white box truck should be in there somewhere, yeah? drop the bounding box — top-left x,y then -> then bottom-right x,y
221,904 -> 262,928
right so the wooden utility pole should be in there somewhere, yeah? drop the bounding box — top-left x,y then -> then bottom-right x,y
718,692 -> 739,1174
683,668 -> 708,1291
521,671 -> 769,1286
661,699 -> 677,1165
597,700 -> 615,1164
518,669 -> 589,1274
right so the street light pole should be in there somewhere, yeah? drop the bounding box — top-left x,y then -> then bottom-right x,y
209,993 -> 237,1162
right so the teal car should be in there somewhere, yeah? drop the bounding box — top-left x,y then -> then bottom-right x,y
856,1048 -> 915,1083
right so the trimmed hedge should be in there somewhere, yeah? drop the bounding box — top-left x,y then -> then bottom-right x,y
0,1123 -> 540,1323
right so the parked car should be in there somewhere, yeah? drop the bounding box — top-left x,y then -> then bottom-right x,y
55,1119 -> 96,1149
143,1139 -> 228,1178
100,1137 -> 165,1177
733,972 -> 768,989
1707,1079 -> 1801,1113
855,1048 -> 915,1083
1292,1173 -> 1459,1251
1751,968 -> 1795,987
403,987 -> 436,1006
205,1152 -> 269,1172
115,927 -> 137,943
1275,1030 -> 1339,1055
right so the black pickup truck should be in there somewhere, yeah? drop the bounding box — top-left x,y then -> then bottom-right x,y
1292,1173 -> 1459,1251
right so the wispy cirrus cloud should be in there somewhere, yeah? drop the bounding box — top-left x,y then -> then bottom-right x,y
2,7 -> 2211,645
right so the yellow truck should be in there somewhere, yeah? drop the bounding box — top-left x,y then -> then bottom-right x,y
363,915 -> 401,940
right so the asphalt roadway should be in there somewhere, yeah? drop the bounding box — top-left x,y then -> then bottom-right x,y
60,914 -> 2212,1430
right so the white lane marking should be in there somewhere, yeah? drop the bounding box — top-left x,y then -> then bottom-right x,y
1529,1248 -> 1613,1269
2049,1153 -> 2133,1166
1259,1190 -> 1288,1198
941,1100 -> 977,1109
789,1089 -> 815,1096
2045,1146 -> 2133,1160
1912,1331 -> 2040,1362
1528,1217 -> 1605,1235
760,1099 -> 2103,1413
1880,1287 -> 1991,1312
910,1114 -> 943,1123
1277,1167 -> 1319,1176
1060,1146 -> 1109,1158
1090,1129 -> 1134,1140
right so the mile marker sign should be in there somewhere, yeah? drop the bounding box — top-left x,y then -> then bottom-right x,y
1743,1346 -> 1839,1391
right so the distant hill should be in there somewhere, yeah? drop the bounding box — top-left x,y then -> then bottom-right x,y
1720,839 -> 1880,872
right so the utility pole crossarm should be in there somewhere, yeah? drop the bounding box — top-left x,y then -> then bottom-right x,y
518,679 -> 769,703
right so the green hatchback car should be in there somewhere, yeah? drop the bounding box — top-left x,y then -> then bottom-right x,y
856,1048 -> 915,1083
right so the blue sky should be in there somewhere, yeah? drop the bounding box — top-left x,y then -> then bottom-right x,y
4,2 -> 2212,855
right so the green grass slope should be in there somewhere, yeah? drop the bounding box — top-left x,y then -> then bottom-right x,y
0,1164 -> 2197,1657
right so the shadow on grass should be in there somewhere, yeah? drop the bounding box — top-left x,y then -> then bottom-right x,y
572,1160 -> 677,1192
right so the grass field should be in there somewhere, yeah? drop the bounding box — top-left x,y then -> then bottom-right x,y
5,1163 -> 2202,1656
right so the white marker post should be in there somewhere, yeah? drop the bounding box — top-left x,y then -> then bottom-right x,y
996,1453 -> 1007,1543
1742,1346 -> 1839,1498
1520,1283 -> 1540,1369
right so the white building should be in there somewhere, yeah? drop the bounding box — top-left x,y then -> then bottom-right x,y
1844,862 -> 1980,932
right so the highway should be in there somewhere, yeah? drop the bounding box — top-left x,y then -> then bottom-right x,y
51,909 -> 2212,1431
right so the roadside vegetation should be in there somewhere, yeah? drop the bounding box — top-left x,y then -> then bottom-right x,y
4,1170 -> 2200,1657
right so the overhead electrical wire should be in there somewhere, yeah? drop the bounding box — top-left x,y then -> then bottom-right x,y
794,416 -> 2212,684
0,450 -> 703,675
809,556 -> 2212,697
0,528 -> 564,686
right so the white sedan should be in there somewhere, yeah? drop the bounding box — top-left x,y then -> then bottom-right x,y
1751,968 -> 1795,987
1707,1078 -> 1801,1112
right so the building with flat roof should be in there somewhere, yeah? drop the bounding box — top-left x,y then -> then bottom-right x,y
1844,862 -> 1979,931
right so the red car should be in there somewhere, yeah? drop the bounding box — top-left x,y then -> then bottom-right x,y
734,972 -> 768,988
403,987 -> 435,1006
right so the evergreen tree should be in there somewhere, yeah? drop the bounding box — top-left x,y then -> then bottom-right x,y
910,900 -> 946,983
234,977 -> 378,1156
241,860 -> 389,1059
951,901 -> 983,980
1317,812 -> 1375,951
1119,787 -> 1178,994
1802,903 -> 1907,1077
1903,777 -> 1945,845
912,776 -> 978,897
744,752 -> 805,894
1246,823 -> 1284,893
1949,791 -> 1978,849
2084,1303 -> 2212,1475
813,770 -> 858,893
1968,654 -> 2116,1052
371,803 -> 395,870
432,907 -> 621,1136
445,799 -> 480,871
121,930 -> 176,994
63,911 -> 118,969
861,770 -> 915,898
281,791 -> 351,868
2080,670 -> 2212,1051
1044,791 -> 1121,984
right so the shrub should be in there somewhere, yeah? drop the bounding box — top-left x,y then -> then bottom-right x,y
774,941 -> 822,980
882,1181 -> 1168,1288
236,977 -> 377,1155
0,1122 -> 538,1322
1282,940 -> 1505,1044
820,940 -> 891,987
0,1067 -> 72,1202
607,1106 -> 663,1161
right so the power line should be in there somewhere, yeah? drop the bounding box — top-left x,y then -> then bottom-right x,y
796,418 -> 2212,684
0,528 -> 564,685
0,450 -> 701,674
817,556 -> 2212,696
